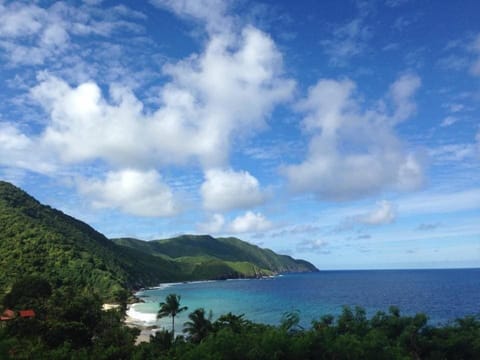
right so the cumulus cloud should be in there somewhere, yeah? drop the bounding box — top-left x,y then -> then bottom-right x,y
201,168 -> 265,211
354,200 -> 397,225
27,24 -> 293,169
284,74 -> 424,201
197,211 -> 273,234
78,169 -> 179,217
1,1 -> 293,218
228,211 -> 272,233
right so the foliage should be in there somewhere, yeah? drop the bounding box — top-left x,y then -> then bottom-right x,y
0,181 -> 317,302
135,306 -> 480,360
0,181 -> 199,301
1,278 -> 479,359
3,275 -> 52,312
113,234 -> 318,280
157,294 -> 188,333
0,277 -> 138,359
183,308 -> 213,343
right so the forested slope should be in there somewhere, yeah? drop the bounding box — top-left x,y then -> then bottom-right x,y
0,181 -> 317,301
114,234 -> 318,276
0,181 -> 183,301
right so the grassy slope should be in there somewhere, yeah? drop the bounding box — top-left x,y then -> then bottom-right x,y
113,234 -> 319,277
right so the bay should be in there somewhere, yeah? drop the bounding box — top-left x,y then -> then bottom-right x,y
128,268 -> 480,330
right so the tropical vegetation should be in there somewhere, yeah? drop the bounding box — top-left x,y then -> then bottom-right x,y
0,181 -> 317,303
157,294 -> 188,334
2,282 -> 479,359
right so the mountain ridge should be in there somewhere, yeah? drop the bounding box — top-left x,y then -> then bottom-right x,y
113,234 -> 318,276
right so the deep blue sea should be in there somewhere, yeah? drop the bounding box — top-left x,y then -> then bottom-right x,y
128,269 -> 480,330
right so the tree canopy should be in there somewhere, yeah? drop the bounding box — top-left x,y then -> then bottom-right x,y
157,293 -> 188,334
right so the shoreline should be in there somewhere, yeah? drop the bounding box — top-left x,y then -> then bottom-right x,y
125,305 -> 159,344
127,275 -> 281,320
125,279 -> 230,343
125,275 -> 283,344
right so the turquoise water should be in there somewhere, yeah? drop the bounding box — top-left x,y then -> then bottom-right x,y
129,269 -> 480,331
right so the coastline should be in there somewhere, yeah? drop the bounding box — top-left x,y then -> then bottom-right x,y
125,282 -> 191,344
125,304 -> 159,344
125,275 -> 283,344
125,279 -> 228,343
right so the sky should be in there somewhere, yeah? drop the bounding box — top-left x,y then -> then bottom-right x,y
0,0 -> 479,270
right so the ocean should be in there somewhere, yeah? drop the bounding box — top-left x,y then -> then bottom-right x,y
127,268 -> 480,331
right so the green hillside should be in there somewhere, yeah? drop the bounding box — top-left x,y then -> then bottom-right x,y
0,181 -> 318,302
0,181 -> 185,301
113,234 -> 318,275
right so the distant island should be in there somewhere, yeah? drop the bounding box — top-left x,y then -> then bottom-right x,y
0,181 -> 317,302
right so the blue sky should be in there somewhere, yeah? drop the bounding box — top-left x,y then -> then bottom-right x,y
0,0 -> 479,270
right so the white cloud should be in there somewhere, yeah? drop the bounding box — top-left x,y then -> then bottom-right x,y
228,211 -> 272,233
0,122 -> 55,173
388,74 -> 421,123
284,75 -> 424,201
321,18 -> 371,66
354,200 -> 397,225
150,0 -> 234,34
429,144 -> 476,163
1,4 -> 293,219
26,24 -> 293,169
197,213 -> 225,234
440,116 -> 458,127
40,23 -> 70,48
201,168 -> 265,211
320,0 -> 375,66
0,3 -> 45,37
78,169 -> 179,217
437,54 -> 469,72
197,210 -> 273,234
0,1 -> 144,66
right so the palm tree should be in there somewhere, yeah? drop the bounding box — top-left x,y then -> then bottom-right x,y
214,312 -> 248,333
183,308 -> 213,343
157,293 -> 188,334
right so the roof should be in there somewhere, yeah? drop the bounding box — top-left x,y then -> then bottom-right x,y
0,309 -> 15,321
18,309 -> 36,318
